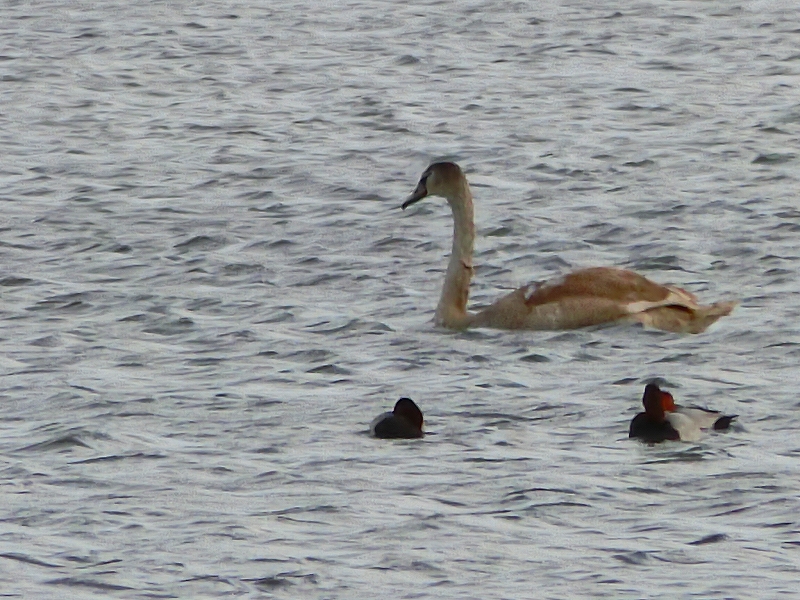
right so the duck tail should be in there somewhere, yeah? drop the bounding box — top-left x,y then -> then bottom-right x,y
713,415 -> 738,431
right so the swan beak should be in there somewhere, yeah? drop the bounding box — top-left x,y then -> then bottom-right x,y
402,179 -> 428,210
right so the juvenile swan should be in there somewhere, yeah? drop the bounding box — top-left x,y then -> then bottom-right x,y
402,162 -> 735,333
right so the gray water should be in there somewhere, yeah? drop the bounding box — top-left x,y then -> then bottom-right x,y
1,1 -> 799,598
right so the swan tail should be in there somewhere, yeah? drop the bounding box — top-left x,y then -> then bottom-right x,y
634,300 -> 737,334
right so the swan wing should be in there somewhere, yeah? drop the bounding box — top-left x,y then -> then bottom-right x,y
522,268 -> 697,308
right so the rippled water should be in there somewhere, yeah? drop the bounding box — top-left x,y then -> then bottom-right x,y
2,1 -> 800,597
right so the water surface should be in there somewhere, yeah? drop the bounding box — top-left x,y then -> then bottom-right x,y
2,1 -> 800,598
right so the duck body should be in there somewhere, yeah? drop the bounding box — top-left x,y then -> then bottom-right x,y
629,383 -> 686,442
630,383 -> 736,443
370,398 -> 424,439
629,410 -> 682,443
403,162 -> 736,334
659,388 -> 737,431
678,408 -> 737,431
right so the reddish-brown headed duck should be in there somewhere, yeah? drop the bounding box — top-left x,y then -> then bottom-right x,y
629,383 -> 682,443
371,398 -> 423,439
629,383 -> 737,443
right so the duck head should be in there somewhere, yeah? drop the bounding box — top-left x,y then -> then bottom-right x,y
393,397 -> 423,430
643,382 -> 676,412
642,383 -> 667,421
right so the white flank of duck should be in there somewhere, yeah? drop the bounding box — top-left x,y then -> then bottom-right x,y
659,387 -> 738,431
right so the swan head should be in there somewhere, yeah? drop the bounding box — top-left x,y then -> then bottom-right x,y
402,162 -> 466,209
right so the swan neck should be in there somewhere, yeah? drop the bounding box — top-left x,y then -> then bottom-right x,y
450,187 -> 475,258
435,185 -> 476,329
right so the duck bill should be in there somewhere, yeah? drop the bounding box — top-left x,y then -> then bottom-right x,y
401,180 -> 428,210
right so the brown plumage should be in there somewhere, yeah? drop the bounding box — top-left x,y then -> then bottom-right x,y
402,162 -> 736,333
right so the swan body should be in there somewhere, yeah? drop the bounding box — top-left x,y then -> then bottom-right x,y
371,397 -> 424,439
402,162 -> 736,333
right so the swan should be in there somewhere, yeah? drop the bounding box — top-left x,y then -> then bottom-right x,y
401,162 -> 736,333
